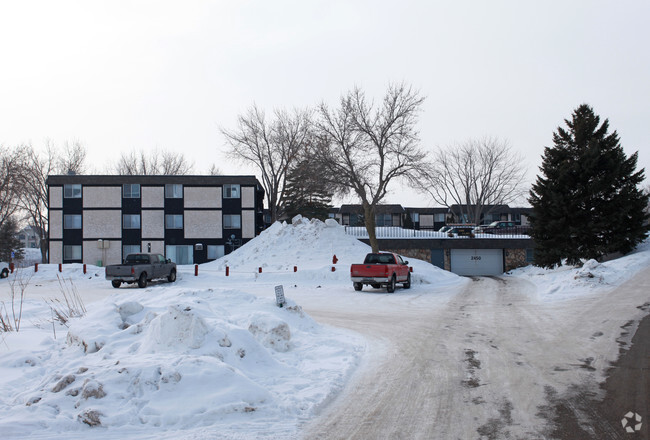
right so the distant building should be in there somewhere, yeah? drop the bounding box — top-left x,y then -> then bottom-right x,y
17,226 -> 41,249
46,175 -> 265,265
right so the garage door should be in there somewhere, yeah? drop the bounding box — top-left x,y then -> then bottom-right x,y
450,249 -> 503,276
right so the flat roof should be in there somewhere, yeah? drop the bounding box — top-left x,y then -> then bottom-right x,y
46,175 -> 262,186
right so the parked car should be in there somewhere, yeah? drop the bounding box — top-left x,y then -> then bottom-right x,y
350,252 -> 411,293
0,262 -> 9,279
474,221 -> 530,235
105,253 -> 177,288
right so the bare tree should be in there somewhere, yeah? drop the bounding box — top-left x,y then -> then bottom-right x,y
19,144 -> 57,263
422,137 -> 527,225
314,83 -> 429,252
17,140 -> 89,263
221,105 -> 311,222
207,163 -> 222,175
0,145 -> 28,230
113,148 -> 194,175
57,140 -> 87,175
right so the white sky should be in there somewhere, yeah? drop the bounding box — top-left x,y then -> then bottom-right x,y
1,0 -> 649,207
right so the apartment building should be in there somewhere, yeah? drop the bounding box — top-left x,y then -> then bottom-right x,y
47,175 -> 265,265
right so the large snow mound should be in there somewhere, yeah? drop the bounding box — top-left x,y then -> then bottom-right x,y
205,217 -> 460,287
0,287 -> 362,438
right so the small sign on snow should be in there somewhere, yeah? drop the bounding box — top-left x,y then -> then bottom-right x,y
274,285 -> 286,307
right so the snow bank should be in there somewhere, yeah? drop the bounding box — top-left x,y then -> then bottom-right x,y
0,287 -> 362,439
507,239 -> 650,301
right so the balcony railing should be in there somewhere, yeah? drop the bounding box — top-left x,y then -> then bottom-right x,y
343,226 -> 531,239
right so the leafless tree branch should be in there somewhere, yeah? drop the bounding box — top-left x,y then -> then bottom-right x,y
314,83 -> 429,252
420,137 -> 528,224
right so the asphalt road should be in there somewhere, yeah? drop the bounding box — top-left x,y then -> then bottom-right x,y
301,269 -> 650,439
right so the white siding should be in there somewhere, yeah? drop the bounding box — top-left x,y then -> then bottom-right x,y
242,210 -> 255,238
49,241 -> 63,264
241,186 -> 255,208
142,186 -> 164,208
83,210 -> 122,238
184,187 -> 221,208
49,211 -> 63,239
49,187 -> 63,209
83,186 -> 121,208
83,240 -> 122,266
184,210 -> 223,239
142,210 -> 164,238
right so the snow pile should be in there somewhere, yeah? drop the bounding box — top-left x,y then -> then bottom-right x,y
0,287 -> 362,439
507,239 -> 650,301
207,216 -> 460,287
208,216 -> 370,274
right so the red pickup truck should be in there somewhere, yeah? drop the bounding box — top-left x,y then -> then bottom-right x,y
350,252 -> 411,293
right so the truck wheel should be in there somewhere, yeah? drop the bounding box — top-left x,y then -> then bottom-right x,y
371,283 -> 381,289
386,275 -> 396,293
404,273 -> 411,289
0,268 -> 8,279
168,269 -> 177,283
137,272 -> 148,288
111,280 -> 121,288
353,282 -> 363,291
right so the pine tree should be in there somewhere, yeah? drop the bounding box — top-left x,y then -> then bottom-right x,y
282,159 -> 334,221
0,217 -> 25,262
529,104 -> 650,267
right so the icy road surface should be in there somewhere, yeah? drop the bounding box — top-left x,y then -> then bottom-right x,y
302,270 -> 650,439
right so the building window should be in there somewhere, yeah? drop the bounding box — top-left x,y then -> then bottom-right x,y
123,245 -> 141,258
166,245 -> 193,265
165,214 -> 183,229
123,214 -> 141,229
223,184 -> 240,199
64,184 -> 82,198
165,184 -> 183,198
63,245 -> 82,260
434,213 -> 446,222
412,213 -> 420,222
224,214 -> 241,229
208,245 -> 225,260
375,214 -> 392,227
123,184 -> 141,198
64,214 -> 82,229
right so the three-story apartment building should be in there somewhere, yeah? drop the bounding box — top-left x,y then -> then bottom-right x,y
47,175 -> 265,266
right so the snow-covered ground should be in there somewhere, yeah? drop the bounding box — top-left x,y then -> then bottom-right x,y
1,218 -> 648,439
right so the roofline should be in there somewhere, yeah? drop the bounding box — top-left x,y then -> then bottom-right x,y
46,175 -> 262,186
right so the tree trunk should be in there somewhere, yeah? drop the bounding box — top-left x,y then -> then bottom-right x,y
40,237 -> 48,263
363,203 -> 379,253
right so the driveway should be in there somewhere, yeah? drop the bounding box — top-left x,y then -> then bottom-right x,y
301,269 -> 650,439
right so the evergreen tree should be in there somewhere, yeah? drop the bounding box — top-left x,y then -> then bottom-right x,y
283,159 -> 334,221
0,217 -> 25,262
529,104 -> 649,267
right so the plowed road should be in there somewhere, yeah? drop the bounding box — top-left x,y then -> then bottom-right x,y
302,270 -> 650,439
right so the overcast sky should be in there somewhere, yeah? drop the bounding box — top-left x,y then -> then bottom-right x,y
1,1 -> 648,207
